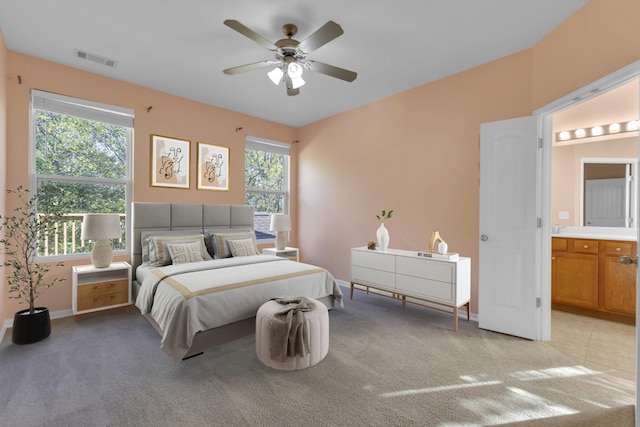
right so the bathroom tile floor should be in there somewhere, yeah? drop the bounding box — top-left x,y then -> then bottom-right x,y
548,310 -> 636,382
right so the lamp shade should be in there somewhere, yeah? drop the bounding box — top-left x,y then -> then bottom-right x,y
270,214 -> 291,232
81,214 -> 121,241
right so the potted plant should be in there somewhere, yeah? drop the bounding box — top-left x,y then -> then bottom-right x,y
0,186 -> 66,344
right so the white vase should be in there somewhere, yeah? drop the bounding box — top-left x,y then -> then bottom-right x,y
376,223 -> 389,251
438,241 -> 448,255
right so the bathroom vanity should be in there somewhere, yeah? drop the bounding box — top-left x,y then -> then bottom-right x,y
552,228 -> 637,324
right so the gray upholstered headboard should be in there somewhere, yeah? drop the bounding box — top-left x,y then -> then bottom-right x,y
131,203 -> 255,281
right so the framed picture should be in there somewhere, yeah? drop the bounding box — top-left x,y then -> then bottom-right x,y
150,134 -> 190,189
197,142 -> 229,191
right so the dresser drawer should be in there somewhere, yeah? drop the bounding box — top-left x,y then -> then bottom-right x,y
351,249 -> 395,272
77,279 -> 129,311
572,239 -> 598,254
396,256 -> 453,283
396,274 -> 453,303
351,266 -> 395,291
603,241 -> 634,256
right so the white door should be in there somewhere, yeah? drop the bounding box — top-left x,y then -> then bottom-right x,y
479,116 -> 538,340
585,178 -> 626,226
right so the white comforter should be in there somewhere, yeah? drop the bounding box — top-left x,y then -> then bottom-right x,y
135,255 -> 342,362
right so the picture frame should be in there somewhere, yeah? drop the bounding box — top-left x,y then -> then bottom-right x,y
197,142 -> 229,191
150,134 -> 190,189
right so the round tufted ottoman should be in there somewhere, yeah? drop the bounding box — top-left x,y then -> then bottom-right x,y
256,297 -> 329,370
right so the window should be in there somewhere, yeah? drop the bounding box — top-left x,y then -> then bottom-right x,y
245,136 -> 290,241
31,90 -> 133,258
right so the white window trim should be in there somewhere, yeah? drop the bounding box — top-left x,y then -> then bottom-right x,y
245,135 -> 290,242
30,90 -> 133,261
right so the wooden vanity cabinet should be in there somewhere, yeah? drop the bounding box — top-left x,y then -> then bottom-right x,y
602,241 -> 636,316
552,238 -> 598,309
552,237 -> 636,324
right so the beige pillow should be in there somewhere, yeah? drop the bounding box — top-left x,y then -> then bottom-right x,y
210,232 -> 258,259
166,241 -> 205,264
149,234 -> 211,266
228,238 -> 258,257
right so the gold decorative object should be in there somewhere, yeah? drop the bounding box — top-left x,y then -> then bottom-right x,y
367,241 -> 376,250
429,231 -> 444,252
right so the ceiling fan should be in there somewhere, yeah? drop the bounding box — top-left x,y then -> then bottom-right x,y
223,19 -> 357,96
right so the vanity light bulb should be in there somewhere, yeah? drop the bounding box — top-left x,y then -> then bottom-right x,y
609,123 -> 621,133
590,126 -> 603,136
626,120 -> 639,132
558,131 -> 571,141
574,128 -> 586,138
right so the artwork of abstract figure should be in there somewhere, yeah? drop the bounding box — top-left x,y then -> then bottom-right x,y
151,135 -> 190,188
198,142 -> 229,191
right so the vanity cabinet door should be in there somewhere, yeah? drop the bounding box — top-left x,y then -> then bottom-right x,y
602,241 -> 636,315
553,252 -> 598,309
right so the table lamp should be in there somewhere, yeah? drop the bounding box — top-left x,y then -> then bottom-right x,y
81,214 -> 121,268
270,213 -> 291,250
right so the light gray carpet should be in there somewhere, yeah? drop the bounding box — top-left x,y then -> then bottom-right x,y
0,287 -> 635,426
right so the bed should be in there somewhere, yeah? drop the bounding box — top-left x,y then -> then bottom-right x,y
131,202 -> 342,362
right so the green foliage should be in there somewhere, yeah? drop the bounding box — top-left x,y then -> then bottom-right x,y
0,187 -> 67,314
376,210 -> 394,221
33,109 -> 128,255
245,148 -> 285,213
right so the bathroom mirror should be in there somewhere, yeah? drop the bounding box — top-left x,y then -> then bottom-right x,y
581,158 -> 637,227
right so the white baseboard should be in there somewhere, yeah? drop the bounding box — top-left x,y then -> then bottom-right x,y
0,308 -> 74,343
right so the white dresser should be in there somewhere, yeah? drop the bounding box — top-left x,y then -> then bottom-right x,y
350,247 -> 471,330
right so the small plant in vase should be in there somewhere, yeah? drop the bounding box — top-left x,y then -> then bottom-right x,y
375,209 -> 393,251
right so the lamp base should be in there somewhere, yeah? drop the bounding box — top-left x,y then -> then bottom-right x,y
275,232 -> 287,251
91,240 -> 113,268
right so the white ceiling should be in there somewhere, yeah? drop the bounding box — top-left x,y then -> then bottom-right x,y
0,0 -> 589,128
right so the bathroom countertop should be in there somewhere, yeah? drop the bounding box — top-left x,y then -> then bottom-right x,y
551,233 -> 636,242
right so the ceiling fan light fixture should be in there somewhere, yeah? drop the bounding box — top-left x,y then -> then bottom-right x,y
287,62 -> 303,79
267,67 -> 284,85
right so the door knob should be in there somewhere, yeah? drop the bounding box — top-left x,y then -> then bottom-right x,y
480,234 -> 488,241
619,256 -> 638,266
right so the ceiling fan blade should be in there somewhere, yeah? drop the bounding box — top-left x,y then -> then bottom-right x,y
297,21 -> 344,53
224,19 -> 278,51
284,74 -> 300,96
307,61 -> 357,82
223,60 -> 280,75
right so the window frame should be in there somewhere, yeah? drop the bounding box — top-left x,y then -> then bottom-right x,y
29,89 -> 133,261
245,136 -> 290,243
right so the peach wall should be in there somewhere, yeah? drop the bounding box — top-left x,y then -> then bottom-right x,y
552,137 -> 638,226
3,53 -> 298,320
0,27 -> 7,325
532,0 -> 640,110
298,0 -> 640,315
298,51 -> 533,314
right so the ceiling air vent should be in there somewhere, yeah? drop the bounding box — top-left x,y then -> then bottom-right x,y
74,49 -> 118,68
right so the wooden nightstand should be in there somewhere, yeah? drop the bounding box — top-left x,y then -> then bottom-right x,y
262,247 -> 299,262
72,262 -> 132,315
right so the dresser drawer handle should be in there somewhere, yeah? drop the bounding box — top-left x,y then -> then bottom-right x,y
616,247 -> 621,252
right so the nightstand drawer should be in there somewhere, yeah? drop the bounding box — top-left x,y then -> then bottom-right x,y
77,279 -> 128,311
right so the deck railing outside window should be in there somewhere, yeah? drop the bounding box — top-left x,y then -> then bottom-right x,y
39,214 -> 126,257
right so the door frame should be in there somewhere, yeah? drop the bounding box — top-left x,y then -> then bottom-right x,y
535,60 -> 640,342
534,60 -> 640,420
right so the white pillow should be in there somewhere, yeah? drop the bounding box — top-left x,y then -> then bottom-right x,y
166,241 -> 205,264
228,238 -> 258,257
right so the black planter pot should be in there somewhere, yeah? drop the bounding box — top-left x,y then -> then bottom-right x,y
12,307 -> 51,345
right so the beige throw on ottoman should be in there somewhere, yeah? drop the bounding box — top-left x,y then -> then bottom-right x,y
256,297 -> 329,370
